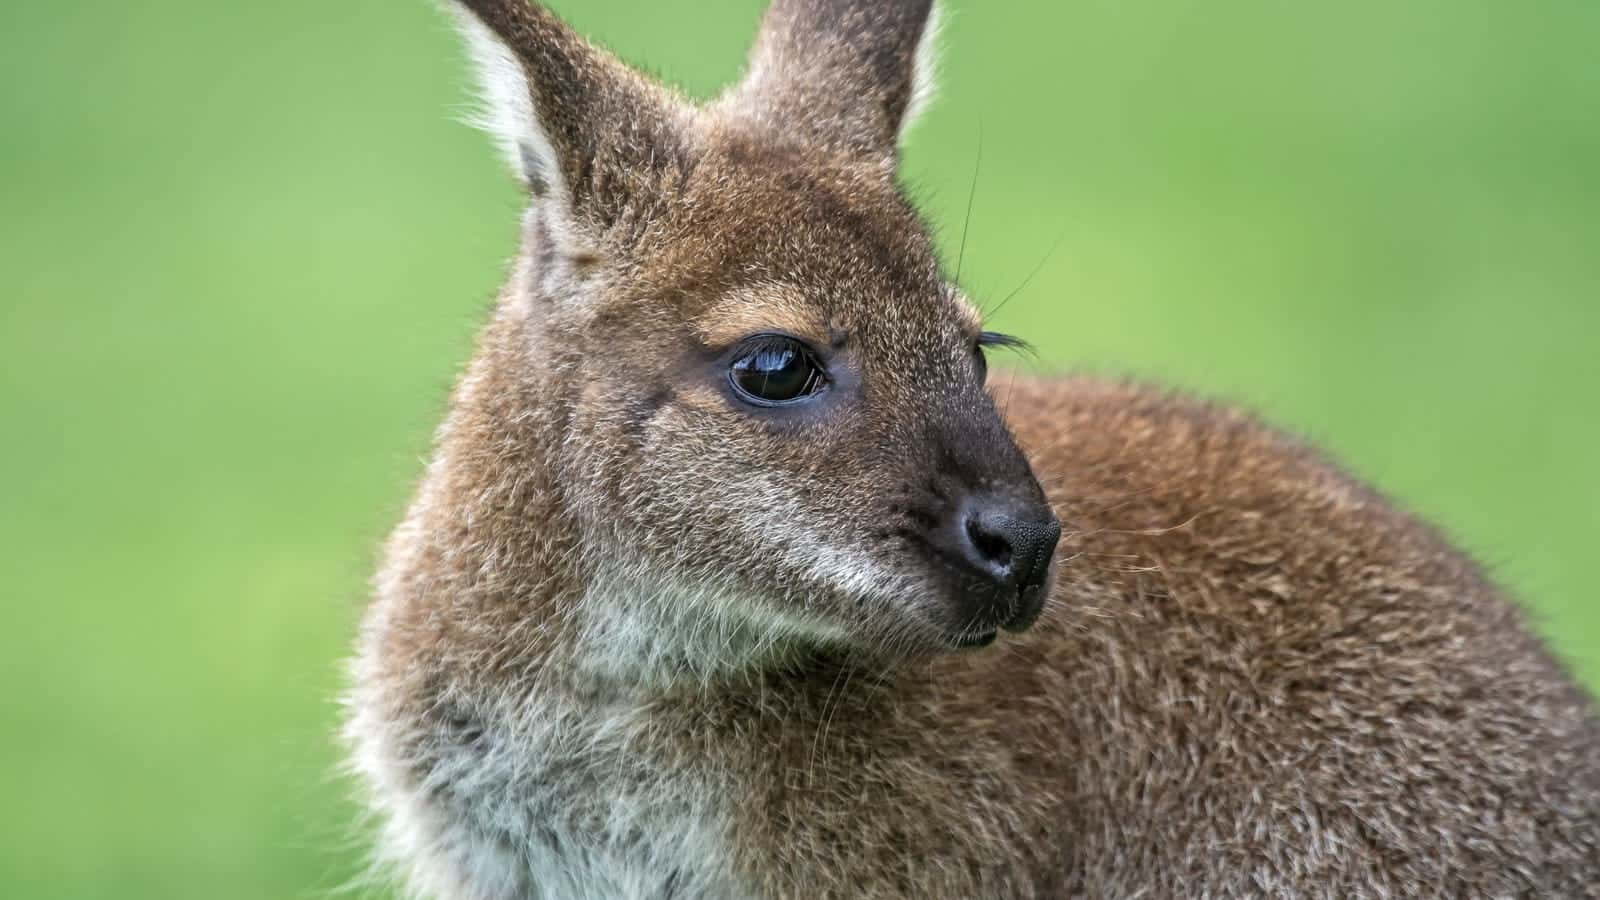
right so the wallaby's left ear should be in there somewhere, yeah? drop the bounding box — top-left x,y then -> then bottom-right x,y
721,0 -> 943,163
450,0 -> 689,234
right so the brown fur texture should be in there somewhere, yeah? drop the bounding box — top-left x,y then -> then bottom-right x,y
346,2 -> 1600,897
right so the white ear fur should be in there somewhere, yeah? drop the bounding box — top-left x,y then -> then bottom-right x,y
900,0 -> 945,144
452,7 -> 567,201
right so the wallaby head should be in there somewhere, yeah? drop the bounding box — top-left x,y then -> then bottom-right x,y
443,0 -> 1059,678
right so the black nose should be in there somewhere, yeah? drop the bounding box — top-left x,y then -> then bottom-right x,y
932,493 -> 1061,632
958,495 -> 1060,592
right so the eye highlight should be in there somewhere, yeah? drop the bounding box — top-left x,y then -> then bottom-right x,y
727,334 -> 827,406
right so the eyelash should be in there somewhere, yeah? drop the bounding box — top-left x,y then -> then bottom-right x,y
977,331 -> 1032,354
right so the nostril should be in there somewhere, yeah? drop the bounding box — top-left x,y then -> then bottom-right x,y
965,516 -> 1014,571
934,494 -> 1059,594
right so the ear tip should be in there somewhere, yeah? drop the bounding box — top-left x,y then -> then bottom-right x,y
451,0 -> 571,51
451,0 -> 531,21
729,0 -> 950,159
451,0 -> 563,189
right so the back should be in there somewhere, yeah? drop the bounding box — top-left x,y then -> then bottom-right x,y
1007,375 -> 1600,894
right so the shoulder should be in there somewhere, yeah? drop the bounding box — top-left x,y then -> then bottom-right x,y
1003,372 -> 1442,573
995,374 -> 1600,888
1004,372 -> 1591,720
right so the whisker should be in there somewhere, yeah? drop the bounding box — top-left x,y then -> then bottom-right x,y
808,658 -> 855,788
984,224 -> 1069,321
955,122 -> 983,286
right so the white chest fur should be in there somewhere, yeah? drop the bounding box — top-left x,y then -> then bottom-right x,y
356,685 -> 746,900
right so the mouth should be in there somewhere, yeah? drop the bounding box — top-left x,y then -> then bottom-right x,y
1000,582 -> 1048,633
921,575 -> 1052,653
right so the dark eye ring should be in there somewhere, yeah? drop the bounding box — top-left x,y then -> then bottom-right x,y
727,334 -> 828,406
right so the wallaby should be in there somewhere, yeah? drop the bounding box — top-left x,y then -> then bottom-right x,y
345,1 -> 1600,897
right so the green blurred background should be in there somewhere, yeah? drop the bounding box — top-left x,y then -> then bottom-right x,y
3,0 -> 1597,896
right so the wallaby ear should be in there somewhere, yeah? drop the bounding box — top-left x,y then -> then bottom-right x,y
450,0 -> 686,229
723,0 -> 943,162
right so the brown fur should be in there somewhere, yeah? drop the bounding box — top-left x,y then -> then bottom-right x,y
346,2 -> 1600,897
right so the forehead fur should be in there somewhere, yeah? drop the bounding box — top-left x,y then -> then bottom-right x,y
697,284 -> 833,348
602,130 -> 975,345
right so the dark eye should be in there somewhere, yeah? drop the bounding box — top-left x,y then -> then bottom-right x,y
974,330 -> 1032,385
728,335 -> 827,405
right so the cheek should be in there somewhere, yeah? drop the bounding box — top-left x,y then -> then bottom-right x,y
592,381 -> 915,563
627,406 -> 841,534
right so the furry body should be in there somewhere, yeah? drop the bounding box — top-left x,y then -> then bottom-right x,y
346,2 -> 1600,896
350,353 -> 1600,897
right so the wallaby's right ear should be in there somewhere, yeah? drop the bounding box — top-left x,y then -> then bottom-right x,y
723,0 -> 943,163
450,1 -> 685,229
